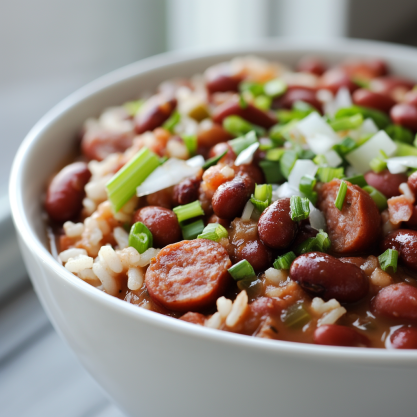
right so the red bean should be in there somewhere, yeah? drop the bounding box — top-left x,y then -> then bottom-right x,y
372,283 -> 417,322
352,89 -> 396,113
145,239 -> 231,312
390,327 -> 417,349
258,198 -> 297,250
404,90 -> 417,107
234,164 -> 264,185
320,68 -> 357,94
319,179 -> 381,254
290,223 -> 318,250
205,63 -> 243,94
364,169 -> 407,199
212,175 -> 254,219
290,252 -> 368,303
314,324 -> 370,347
381,229 -> 417,271
207,214 -> 230,229
275,88 -> 322,113
341,59 -> 388,79
390,103 -> 417,131
235,239 -> 272,272
45,162 -> 91,223
408,171 -> 417,197
197,124 -> 232,158
296,56 -> 326,76
134,95 -> 177,134
173,177 -> 201,206
212,97 -> 277,129
133,206 -> 181,248
370,76 -> 414,98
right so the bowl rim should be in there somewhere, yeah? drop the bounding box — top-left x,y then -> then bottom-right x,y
10,37 -> 417,363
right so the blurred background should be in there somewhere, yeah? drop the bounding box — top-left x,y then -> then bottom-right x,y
1,0 -> 417,415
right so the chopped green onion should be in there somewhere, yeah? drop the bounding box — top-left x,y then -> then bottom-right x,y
237,278 -> 263,297
269,120 -> 298,145
293,101 -> 315,112
197,223 -> 228,242
173,200 -> 204,224
266,148 -> 285,161
250,184 -> 272,212
395,141 -> 417,157
334,180 -> 348,211
123,99 -> 144,117
329,113 -> 363,131
263,79 -> 287,97
317,167 -> 344,183
239,81 -> 264,97
181,219 -> 205,240
228,259 -> 256,281
345,174 -> 367,187
254,95 -> 272,111
182,135 -> 197,156
295,229 -> 331,255
299,149 -> 316,160
106,147 -> 160,212
290,196 -> 310,222
370,156 -> 387,173
299,175 -> 318,205
259,138 -> 275,151
280,150 -> 299,179
162,110 -> 180,132
223,115 -> 264,137
239,95 -> 248,109
352,77 -> 370,89
385,124 -> 414,144
414,134 -> 417,148
128,222 -> 153,254
362,185 -> 388,211
228,131 -> 258,155
273,251 -> 296,270
332,137 -> 357,157
259,160 -> 285,184
334,106 -> 390,129
281,303 -> 311,328
313,154 -> 328,166
202,150 -> 228,170
378,249 -> 399,273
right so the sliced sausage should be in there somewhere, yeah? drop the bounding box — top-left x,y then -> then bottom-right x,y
290,252 -> 368,303
319,179 -> 381,253
372,283 -> 417,323
258,198 -> 297,250
145,239 -> 232,312
389,327 -> 417,349
314,324 -> 370,347
135,95 -> 177,134
381,229 -> 417,271
364,169 -> 407,199
45,162 -> 91,223
133,206 -> 181,248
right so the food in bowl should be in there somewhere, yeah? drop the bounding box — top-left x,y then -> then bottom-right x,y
44,54 -> 417,350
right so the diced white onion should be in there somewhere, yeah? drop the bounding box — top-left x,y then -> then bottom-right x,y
309,204 -> 327,231
186,155 -> 205,168
234,142 -> 259,166
324,88 -> 352,118
349,118 -> 378,141
387,156 -> 417,174
137,158 -> 200,197
323,149 -> 343,168
345,130 -> 397,174
306,133 -> 340,155
297,112 -> 339,141
276,182 -> 303,199
241,200 -> 255,221
288,160 -> 318,189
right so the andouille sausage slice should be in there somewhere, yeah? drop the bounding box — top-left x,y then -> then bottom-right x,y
319,179 -> 381,253
145,239 -> 232,312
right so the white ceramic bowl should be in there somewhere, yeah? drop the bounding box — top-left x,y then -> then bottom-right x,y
10,39 -> 417,417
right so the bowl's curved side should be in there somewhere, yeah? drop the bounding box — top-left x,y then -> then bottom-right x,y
10,39 -> 417,417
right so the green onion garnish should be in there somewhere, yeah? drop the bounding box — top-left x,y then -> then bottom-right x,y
334,106 -> 390,129
106,147 -> 160,212
378,249 -> 399,273
269,120 -> 298,145
266,148 -> 285,161
239,81 -> 264,97
290,196 -> 311,222
313,154 -> 327,166
223,115 -> 264,137
299,175 -> 318,205
394,141 -> 417,157
259,160 -> 285,184
128,222 -> 153,254
202,150 -> 228,170
173,200 -> 204,224
250,184 -> 272,212
369,156 -> 387,173
197,223 -> 228,242
317,167 -> 344,183
124,99 -> 144,117
385,124 -> 414,144
362,185 -> 388,211
273,251 -> 296,270
280,150 -> 298,179
254,95 -> 272,111
334,180 -> 348,211
162,110 -> 180,132
332,137 -> 357,157
295,229 -> 331,255
329,114 -> 363,131
228,130 -> 258,155
181,219 -> 205,240
281,303 -> 311,328
239,95 -> 248,109
228,259 -> 256,281
345,174 -> 367,188
263,79 -> 287,97
182,135 -> 197,156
